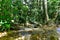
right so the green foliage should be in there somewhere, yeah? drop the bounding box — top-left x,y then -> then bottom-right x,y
50,35 -> 58,40
0,0 -> 12,31
0,20 -> 11,31
0,0 -> 60,31
48,0 -> 59,19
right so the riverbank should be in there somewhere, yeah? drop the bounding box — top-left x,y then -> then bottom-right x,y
0,28 -> 59,40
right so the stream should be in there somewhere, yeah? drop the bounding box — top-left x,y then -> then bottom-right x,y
0,27 -> 60,40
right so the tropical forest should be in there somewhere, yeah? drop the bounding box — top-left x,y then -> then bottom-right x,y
0,0 -> 60,40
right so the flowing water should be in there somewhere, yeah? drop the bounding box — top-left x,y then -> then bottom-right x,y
0,27 -> 60,40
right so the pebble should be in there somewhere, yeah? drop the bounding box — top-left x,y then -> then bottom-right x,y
0,32 -> 7,37
15,36 -> 25,40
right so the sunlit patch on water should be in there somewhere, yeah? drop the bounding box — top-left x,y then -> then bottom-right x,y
57,27 -> 60,38
57,28 -> 60,33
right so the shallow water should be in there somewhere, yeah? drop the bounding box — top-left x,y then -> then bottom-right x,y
0,28 -> 59,40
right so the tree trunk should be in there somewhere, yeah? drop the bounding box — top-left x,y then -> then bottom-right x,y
43,0 -> 49,22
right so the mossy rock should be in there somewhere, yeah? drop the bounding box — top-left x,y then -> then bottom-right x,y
50,35 -> 58,40
30,34 -> 40,40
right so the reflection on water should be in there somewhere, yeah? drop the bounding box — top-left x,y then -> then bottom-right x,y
57,27 -> 60,39
57,28 -> 60,33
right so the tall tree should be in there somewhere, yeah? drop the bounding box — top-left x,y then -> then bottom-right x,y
43,0 -> 49,22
